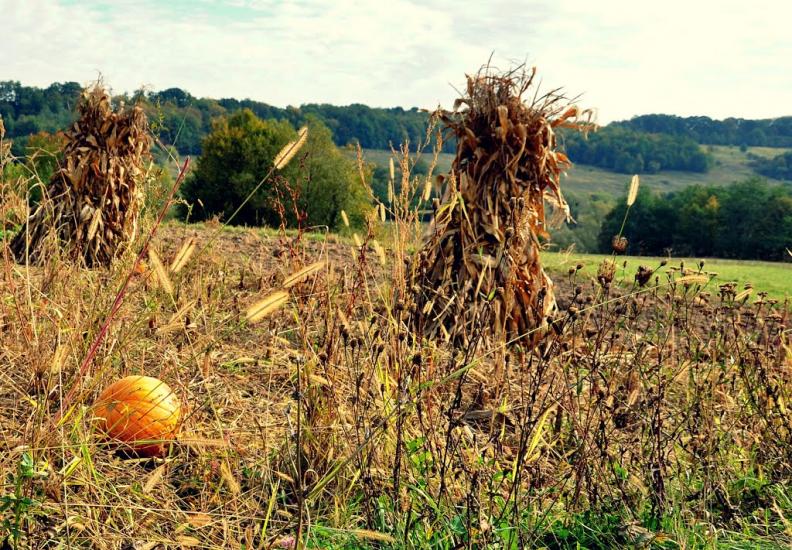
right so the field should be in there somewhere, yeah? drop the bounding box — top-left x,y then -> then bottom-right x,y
2,86 -> 791,550
361,144 -> 791,196
2,219 -> 792,548
544,251 -> 792,303
561,145 -> 790,196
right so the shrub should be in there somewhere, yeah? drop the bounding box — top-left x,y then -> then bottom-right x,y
181,110 -> 368,229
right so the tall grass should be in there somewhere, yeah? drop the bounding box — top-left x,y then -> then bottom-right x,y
1,129 -> 791,549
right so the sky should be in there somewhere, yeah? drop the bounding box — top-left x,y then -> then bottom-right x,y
3,0 -> 790,123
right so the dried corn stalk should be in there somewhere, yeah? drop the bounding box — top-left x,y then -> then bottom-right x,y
408,66 -> 593,347
11,85 -> 151,266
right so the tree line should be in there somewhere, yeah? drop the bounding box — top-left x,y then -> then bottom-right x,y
598,178 -> 792,261
0,81 -> 447,157
6,81 -> 792,178
561,126 -> 710,174
615,114 -> 792,148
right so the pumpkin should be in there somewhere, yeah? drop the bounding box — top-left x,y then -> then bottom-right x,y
94,375 -> 181,457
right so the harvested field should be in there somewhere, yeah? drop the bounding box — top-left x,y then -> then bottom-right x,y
2,220 -> 791,548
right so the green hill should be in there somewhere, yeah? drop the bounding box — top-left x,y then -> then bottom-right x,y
357,144 -> 792,253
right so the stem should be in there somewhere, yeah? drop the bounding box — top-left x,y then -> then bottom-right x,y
53,157 -> 190,423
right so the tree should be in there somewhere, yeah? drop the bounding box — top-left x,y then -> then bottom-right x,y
289,116 -> 370,230
597,186 -> 675,255
180,110 -> 368,230
563,126 -> 710,174
598,178 -> 792,260
25,131 -> 66,181
752,150 -> 792,181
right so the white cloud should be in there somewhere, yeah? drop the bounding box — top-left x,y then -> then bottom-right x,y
1,0 -> 790,122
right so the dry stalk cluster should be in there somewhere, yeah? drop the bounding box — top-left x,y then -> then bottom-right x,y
409,66 -> 594,347
10,85 -> 151,266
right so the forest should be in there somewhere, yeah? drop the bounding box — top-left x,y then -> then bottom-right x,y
0,81 -> 440,156
5,81 -> 792,176
615,113 -> 792,147
561,126 -> 710,173
598,178 -> 792,260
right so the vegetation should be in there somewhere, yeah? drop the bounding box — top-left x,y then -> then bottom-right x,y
370,155 -> 431,208
545,250 -> 792,302
0,81 -> 82,155
616,113 -> 792,148
409,67 -> 593,347
181,110 -> 369,230
0,81 -> 445,156
21,131 -> 66,190
5,82 -> 792,175
598,178 -> 792,260
356,145 -> 792,254
2,178 -> 791,547
562,126 -> 710,174
1,77 -> 791,549
10,86 -> 152,267
752,150 -> 792,181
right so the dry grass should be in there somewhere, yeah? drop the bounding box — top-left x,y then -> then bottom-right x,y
2,82 -> 792,550
2,214 -> 791,548
0,203 -> 790,548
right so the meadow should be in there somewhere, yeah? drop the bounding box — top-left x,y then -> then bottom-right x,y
2,218 -> 791,548
2,80 -> 791,550
544,251 -> 792,303
361,144 -> 791,197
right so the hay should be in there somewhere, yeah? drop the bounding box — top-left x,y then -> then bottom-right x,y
408,65 -> 593,347
10,84 -> 151,267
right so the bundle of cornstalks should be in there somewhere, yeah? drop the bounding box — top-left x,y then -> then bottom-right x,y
408,66 -> 593,347
10,85 -> 151,267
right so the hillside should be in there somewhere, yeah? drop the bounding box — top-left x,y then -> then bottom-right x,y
359,144 -> 791,194
3,80 -> 792,255
357,144 -> 792,252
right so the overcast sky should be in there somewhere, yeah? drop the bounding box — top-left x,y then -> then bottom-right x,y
3,0 -> 790,123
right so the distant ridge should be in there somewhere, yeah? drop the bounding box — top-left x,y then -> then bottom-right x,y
2,81 -> 791,158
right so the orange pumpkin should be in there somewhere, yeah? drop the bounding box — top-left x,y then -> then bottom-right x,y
94,375 -> 181,457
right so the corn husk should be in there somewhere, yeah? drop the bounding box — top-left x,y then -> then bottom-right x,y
408,66 -> 593,347
10,84 -> 151,266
